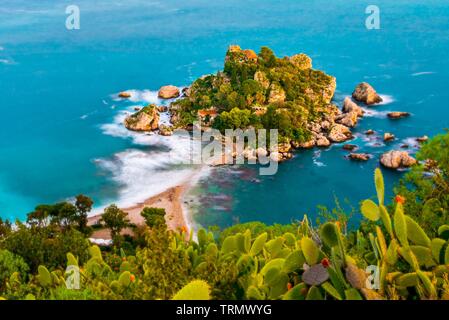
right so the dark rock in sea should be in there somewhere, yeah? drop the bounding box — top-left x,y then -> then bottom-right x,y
352,82 -> 383,105
119,91 -> 132,99
158,85 -> 180,99
343,144 -> 358,151
416,135 -> 429,143
348,153 -> 370,161
400,144 -> 409,149
384,132 -> 395,142
365,129 -> 375,135
387,112 -> 410,119
380,150 -> 417,169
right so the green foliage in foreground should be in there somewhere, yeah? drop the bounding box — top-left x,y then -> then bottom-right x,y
395,131 -> 449,236
1,168 -> 449,300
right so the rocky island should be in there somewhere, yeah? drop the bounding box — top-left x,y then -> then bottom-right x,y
121,45 -> 419,169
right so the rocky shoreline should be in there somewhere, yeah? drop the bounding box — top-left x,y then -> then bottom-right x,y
119,81 -> 423,170
117,46 -> 426,171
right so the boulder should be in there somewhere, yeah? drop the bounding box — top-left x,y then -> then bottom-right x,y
296,139 -> 316,149
328,124 -> 353,142
316,135 -> 331,147
118,92 -> 131,99
416,135 -> 429,143
348,153 -> 370,161
159,125 -> 173,136
380,151 -> 417,169
364,129 -> 375,135
158,85 -> 180,99
158,106 -> 168,113
124,105 -> 159,131
384,133 -> 395,142
342,97 -> 364,117
278,143 -> 292,153
336,111 -> 358,128
387,112 -> 410,119
343,144 -> 358,151
352,82 -> 383,105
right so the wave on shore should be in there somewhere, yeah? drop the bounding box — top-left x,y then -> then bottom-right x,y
95,89 -> 207,223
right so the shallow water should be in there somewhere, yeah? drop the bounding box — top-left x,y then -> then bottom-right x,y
0,1 -> 448,228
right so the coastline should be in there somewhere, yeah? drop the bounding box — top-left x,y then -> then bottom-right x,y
87,167 -> 206,240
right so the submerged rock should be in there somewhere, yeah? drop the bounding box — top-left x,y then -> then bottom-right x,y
388,111 -> 410,119
352,82 -> 383,105
124,105 -> 159,131
343,144 -> 358,151
158,85 -> 180,99
328,124 -> 353,142
364,129 -> 375,135
380,150 -> 417,169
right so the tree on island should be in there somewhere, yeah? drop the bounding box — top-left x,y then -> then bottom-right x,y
101,204 -> 130,246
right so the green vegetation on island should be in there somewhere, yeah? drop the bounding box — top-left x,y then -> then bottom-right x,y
170,45 -> 336,145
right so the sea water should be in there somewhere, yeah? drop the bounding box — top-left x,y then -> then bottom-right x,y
0,0 -> 448,229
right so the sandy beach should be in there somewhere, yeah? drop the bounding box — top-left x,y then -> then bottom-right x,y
88,184 -> 190,240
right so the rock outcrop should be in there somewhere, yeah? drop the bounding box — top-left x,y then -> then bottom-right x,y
124,105 -> 159,131
158,85 -> 180,99
352,82 -> 383,105
380,151 -> 417,169
336,111 -> 358,128
387,112 -> 410,119
328,124 -> 353,142
365,129 -> 375,135
159,125 -> 173,136
342,97 -> 364,117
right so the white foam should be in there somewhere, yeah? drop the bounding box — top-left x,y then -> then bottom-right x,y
0,59 -> 13,65
362,108 -> 392,118
0,46 -> 4,51
312,150 -> 326,167
112,89 -> 169,104
377,94 -> 395,105
411,71 -> 435,77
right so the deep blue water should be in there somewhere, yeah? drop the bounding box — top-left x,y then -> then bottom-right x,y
1,0 -> 448,228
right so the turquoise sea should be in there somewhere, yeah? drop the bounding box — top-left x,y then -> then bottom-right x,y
1,0 -> 448,229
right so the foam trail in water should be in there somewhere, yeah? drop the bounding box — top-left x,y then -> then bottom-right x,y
411,71 -> 435,77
